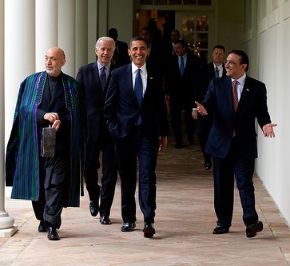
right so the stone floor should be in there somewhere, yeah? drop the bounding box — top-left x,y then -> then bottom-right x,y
1,143 -> 290,266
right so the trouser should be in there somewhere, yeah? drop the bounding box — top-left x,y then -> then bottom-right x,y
116,127 -> 159,224
213,139 -> 258,228
32,156 -> 67,229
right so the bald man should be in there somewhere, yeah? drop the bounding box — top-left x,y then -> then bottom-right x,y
6,47 -> 84,240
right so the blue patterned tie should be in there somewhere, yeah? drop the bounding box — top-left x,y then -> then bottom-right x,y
135,69 -> 143,125
100,66 -> 107,90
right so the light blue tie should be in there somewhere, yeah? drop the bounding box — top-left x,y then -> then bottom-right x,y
179,56 -> 184,77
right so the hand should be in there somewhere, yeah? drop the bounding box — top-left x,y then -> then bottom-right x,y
195,101 -> 208,116
51,119 -> 61,131
262,123 -> 277,138
192,108 -> 198,119
44,112 -> 59,123
159,136 -> 168,152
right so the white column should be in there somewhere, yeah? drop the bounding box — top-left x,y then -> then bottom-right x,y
88,0 -> 98,62
35,0 -> 58,72
75,0 -> 88,73
5,0 -> 35,143
2,0 -> 36,237
58,0 -> 76,77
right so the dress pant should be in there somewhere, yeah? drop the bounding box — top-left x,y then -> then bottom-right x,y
196,115 -> 212,161
99,135 -> 118,218
170,99 -> 195,145
85,128 -> 118,216
84,140 -> 101,203
116,127 -> 159,224
32,156 -> 67,229
213,138 -> 258,228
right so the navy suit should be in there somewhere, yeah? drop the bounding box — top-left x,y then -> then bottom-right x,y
76,62 -> 118,218
165,53 -> 202,145
104,63 -> 167,224
203,76 -> 271,228
197,62 -> 226,164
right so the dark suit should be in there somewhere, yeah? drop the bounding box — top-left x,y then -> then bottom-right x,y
76,62 -> 118,218
104,63 -> 167,224
197,63 -> 226,164
165,53 -> 202,145
112,40 -> 130,67
203,75 -> 272,228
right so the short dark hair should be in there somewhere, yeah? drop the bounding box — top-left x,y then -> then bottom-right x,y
213,45 -> 225,53
175,39 -> 187,48
228,49 -> 249,71
129,36 -> 147,48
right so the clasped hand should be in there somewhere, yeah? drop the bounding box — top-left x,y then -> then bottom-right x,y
44,112 -> 61,131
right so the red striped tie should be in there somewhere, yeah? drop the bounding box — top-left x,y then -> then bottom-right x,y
232,80 -> 239,112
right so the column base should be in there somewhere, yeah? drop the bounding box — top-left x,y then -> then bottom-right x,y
0,225 -> 18,237
0,213 -> 18,237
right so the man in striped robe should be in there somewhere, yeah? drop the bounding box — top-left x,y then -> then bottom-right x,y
6,47 -> 84,241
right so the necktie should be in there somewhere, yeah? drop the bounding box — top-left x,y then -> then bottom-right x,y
135,69 -> 143,125
232,80 -> 239,112
100,66 -> 107,90
215,66 -> 219,78
179,56 -> 184,77
135,69 -> 143,106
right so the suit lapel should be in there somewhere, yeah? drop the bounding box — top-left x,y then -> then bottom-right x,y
238,76 -> 252,110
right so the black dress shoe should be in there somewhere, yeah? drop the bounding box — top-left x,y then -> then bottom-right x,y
213,225 -> 229,234
38,220 -> 47,232
204,160 -> 212,170
100,216 -> 112,225
47,226 -> 60,241
89,201 -> 99,217
246,221 -> 263,238
143,223 -> 156,238
121,222 -> 136,232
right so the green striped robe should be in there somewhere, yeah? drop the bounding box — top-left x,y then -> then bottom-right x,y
6,71 -> 83,207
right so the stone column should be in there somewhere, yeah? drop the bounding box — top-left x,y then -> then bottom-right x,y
2,0 -> 35,237
75,0 -> 88,74
58,0 -> 76,76
35,0 -> 58,72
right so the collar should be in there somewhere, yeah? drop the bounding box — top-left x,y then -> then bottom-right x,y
232,73 -> 246,87
97,62 -> 111,70
132,63 -> 147,73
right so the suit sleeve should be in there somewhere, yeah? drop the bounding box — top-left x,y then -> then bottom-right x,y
256,82 -> 271,128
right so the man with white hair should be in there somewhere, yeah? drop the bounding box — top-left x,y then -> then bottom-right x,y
76,37 -> 118,225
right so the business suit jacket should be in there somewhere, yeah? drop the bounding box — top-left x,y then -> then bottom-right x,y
112,40 -> 130,67
204,76 -> 271,159
165,53 -> 202,103
76,62 -> 115,142
104,64 -> 168,140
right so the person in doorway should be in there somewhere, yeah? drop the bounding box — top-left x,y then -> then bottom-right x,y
6,47 -> 84,241
76,37 -> 118,225
104,36 -> 168,238
193,50 -> 276,238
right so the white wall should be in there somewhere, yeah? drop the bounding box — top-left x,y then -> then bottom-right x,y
249,0 -> 290,225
